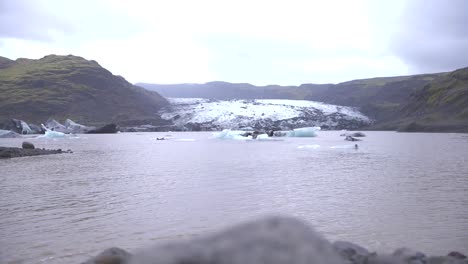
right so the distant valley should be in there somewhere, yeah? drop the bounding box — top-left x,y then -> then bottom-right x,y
0,54 -> 467,133
138,68 -> 468,132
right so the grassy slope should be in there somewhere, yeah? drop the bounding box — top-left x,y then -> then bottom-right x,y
0,55 -> 168,125
391,67 -> 468,132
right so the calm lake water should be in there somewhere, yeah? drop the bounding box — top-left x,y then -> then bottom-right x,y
1,131 -> 467,263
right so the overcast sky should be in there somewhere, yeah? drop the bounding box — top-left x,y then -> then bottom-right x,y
1,0 -> 467,85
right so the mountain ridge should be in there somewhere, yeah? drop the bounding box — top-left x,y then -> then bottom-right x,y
138,68 -> 468,132
0,55 -> 169,125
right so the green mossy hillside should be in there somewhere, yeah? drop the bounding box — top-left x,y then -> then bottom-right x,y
0,55 -> 168,125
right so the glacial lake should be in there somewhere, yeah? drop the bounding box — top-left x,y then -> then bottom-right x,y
1,131 -> 467,263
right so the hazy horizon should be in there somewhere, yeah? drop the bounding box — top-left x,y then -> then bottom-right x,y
1,0 -> 467,86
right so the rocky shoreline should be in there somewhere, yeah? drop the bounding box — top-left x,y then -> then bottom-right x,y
0,145 -> 72,159
82,216 -> 466,264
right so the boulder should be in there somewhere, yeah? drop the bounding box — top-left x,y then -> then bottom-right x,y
341,132 -> 366,137
128,216 -> 344,264
345,136 -> 362,141
350,132 -> 366,137
448,252 -> 466,260
334,241 -> 370,263
427,256 -> 467,264
86,124 -> 118,134
81,247 -> 131,264
22,141 -> 35,149
393,248 -> 427,264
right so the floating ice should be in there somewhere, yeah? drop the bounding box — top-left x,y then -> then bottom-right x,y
0,129 -> 22,138
39,124 -> 66,138
256,134 -> 283,141
287,127 -> 319,137
297,144 -> 320,149
330,145 -> 355,149
213,129 -> 252,141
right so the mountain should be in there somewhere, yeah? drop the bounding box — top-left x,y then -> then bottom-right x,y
0,55 -> 168,125
390,67 -> 468,132
160,98 -> 370,131
139,68 -> 468,132
137,75 -> 441,122
137,81 -> 322,100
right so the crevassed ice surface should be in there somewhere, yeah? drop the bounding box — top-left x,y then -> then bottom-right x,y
161,98 -> 370,127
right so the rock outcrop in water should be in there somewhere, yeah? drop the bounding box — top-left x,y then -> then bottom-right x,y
0,146 -> 72,159
82,216 -> 467,264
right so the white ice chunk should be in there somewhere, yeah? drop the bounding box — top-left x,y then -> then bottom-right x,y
20,120 -> 32,134
213,129 -> 252,141
39,124 -> 66,138
256,134 -> 283,141
287,127 -> 319,137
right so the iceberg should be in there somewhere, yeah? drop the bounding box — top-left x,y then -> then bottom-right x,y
256,134 -> 283,141
287,127 -> 320,137
213,129 -> 284,141
39,124 -> 66,138
213,129 -> 252,141
20,120 -> 32,134
0,129 -> 22,138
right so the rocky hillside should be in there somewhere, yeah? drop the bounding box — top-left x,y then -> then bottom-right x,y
0,55 -> 168,125
390,67 -> 468,132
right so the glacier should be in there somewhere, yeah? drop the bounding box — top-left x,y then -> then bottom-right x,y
160,98 -> 371,131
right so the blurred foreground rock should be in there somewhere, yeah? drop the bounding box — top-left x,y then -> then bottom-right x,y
82,216 -> 468,264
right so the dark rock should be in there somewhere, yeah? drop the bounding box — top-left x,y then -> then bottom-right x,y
128,216 -> 344,264
393,248 -> 427,264
0,147 -> 68,159
366,254 -> 405,264
350,132 -> 366,137
345,136 -> 362,141
333,241 -> 370,263
22,141 -> 35,149
448,252 -> 466,260
427,256 -> 467,264
87,124 -> 118,134
82,247 -> 131,264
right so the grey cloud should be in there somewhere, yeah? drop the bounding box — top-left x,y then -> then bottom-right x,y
0,0 -> 72,41
0,0 -> 143,42
391,0 -> 468,73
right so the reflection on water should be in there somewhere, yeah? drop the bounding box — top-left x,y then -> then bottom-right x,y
1,131 -> 467,263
